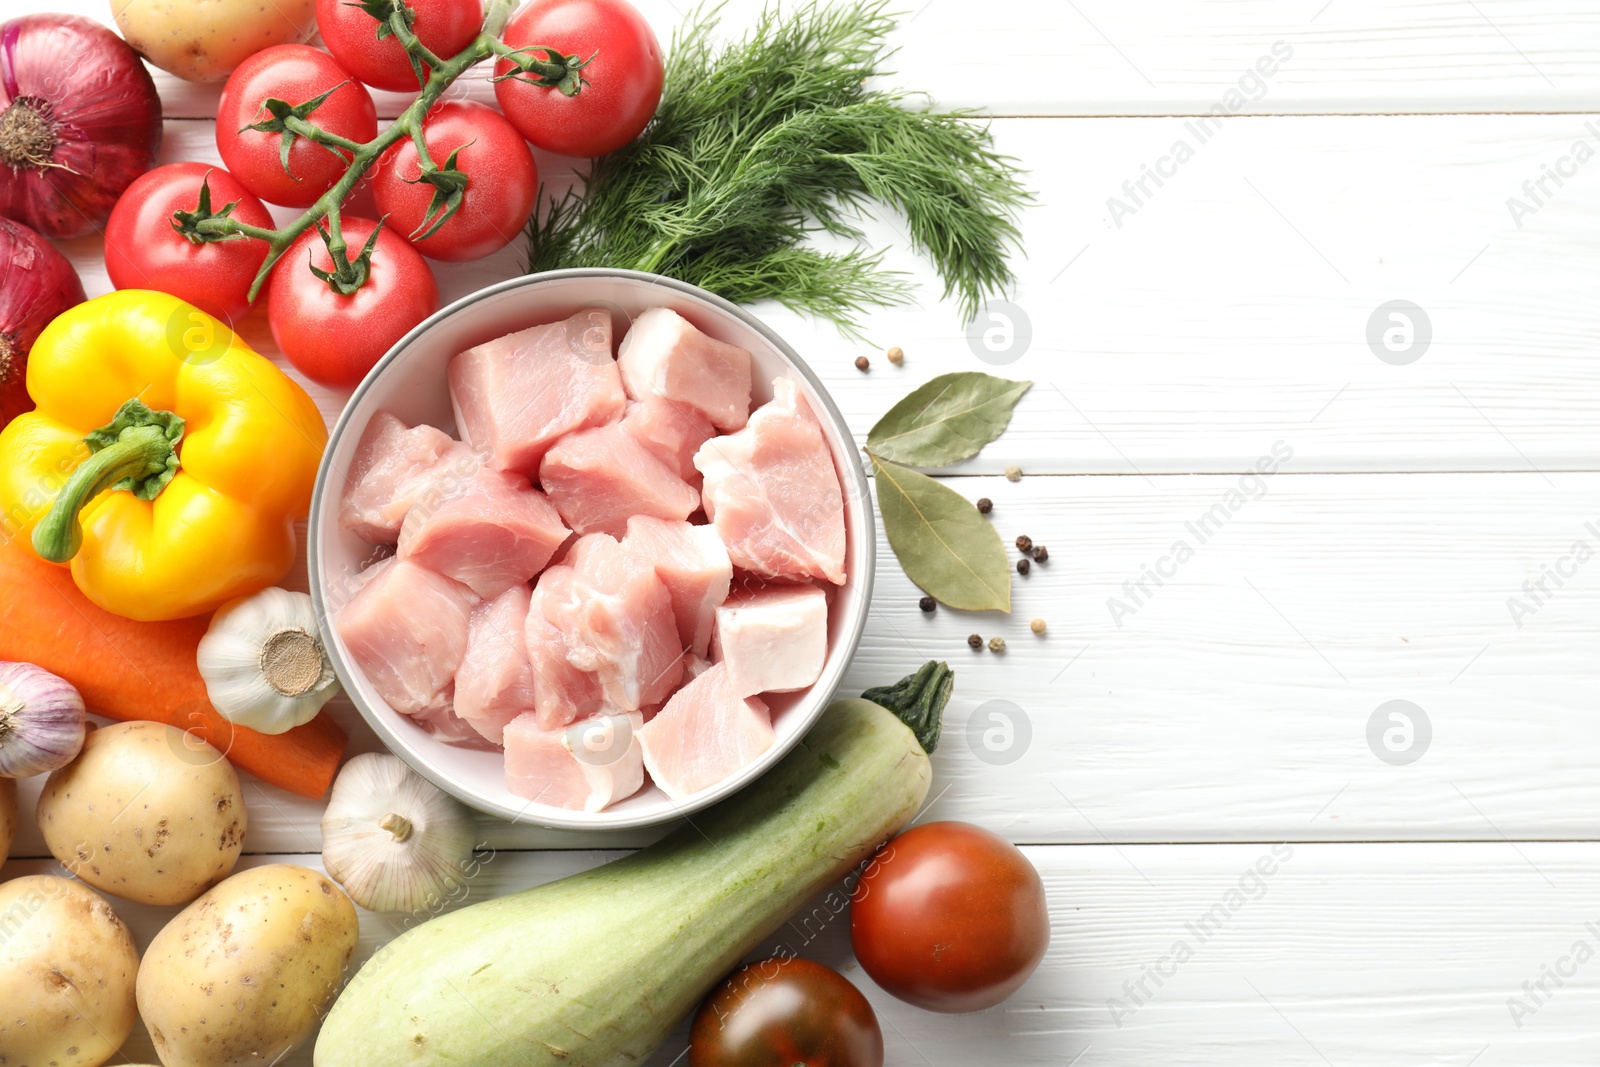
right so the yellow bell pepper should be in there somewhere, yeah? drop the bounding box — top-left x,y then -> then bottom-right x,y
0,290 -> 327,621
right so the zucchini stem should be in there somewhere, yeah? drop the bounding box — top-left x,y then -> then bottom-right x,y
861,660 -> 953,755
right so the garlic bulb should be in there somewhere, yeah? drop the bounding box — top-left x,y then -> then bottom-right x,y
197,587 -> 340,735
0,661 -> 86,777
321,753 -> 477,913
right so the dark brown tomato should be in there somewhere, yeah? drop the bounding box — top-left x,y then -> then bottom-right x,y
689,956 -> 883,1067
850,821 -> 1049,1013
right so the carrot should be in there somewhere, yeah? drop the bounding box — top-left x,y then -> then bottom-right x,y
0,542 -> 347,799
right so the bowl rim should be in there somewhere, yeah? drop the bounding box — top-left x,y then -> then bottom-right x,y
308,267 -> 876,830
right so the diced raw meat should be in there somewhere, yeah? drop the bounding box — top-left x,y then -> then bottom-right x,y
617,307 -> 753,431
397,466 -> 570,599
339,411 -> 459,542
620,396 -> 716,486
714,583 -> 827,696
336,559 -> 477,724
694,377 -> 847,584
524,583 -> 603,729
622,516 -> 731,658
541,535 -> 684,711
539,424 -> 699,538
448,308 -> 626,474
638,663 -> 773,801
454,585 -> 538,745
504,711 -> 645,812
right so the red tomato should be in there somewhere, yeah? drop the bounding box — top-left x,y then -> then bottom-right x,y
267,216 -> 439,389
104,163 -> 276,327
372,101 -> 536,261
493,0 -> 663,158
850,822 -> 1049,1013
217,45 -> 378,208
689,957 -> 883,1067
317,0 -> 485,92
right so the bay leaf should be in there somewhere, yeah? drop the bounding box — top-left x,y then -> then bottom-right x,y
866,372 -> 1032,467
873,456 -> 1011,612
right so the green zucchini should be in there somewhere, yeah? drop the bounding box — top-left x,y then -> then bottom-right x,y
314,663 -> 953,1067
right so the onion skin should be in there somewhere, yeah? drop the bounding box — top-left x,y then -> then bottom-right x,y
0,15 -> 163,238
0,217 -> 83,428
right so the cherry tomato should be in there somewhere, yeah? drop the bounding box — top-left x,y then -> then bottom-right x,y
266,216 -> 439,389
317,0 -> 485,92
217,45 -> 378,208
850,822 -> 1049,1013
493,0 -> 663,158
372,101 -> 536,261
689,957 -> 883,1067
104,163 -> 276,327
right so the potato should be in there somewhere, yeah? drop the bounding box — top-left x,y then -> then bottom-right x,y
112,0 -> 317,82
0,776 -> 15,866
0,875 -> 140,1067
36,721 -> 246,906
138,864 -> 359,1067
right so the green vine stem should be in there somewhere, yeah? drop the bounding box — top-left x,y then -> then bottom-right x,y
187,0 -> 592,301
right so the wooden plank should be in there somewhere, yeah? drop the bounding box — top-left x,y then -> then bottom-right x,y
56,114 -> 1600,475
80,0 -> 1600,118
5,843 -> 1596,1065
10,470 -> 1597,854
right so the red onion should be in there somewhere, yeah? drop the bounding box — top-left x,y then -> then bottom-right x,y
0,217 -> 84,427
0,15 -> 163,239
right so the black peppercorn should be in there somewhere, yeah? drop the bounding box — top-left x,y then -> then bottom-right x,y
918,595 -> 936,613
1015,534 -> 1033,553
976,497 -> 992,514
1017,557 -> 1031,576
966,633 -> 983,649
1031,544 -> 1048,563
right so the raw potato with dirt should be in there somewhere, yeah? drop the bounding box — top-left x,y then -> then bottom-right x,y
35,721 -> 247,905
0,874 -> 140,1067
138,863 -> 360,1067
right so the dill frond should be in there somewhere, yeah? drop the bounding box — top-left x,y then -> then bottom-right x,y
525,0 -> 1031,333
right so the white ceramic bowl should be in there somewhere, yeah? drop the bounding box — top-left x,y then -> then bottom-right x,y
308,269 -> 874,830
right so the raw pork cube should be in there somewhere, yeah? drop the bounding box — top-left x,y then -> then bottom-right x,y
397,466 -> 570,599
617,307 -> 753,431
524,582 -> 604,729
620,396 -> 716,486
539,424 -> 698,538
714,583 -> 827,696
623,515 -> 731,659
548,535 -> 684,711
454,585 -> 538,745
638,663 -> 773,801
336,559 -> 476,723
339,411 -> 458,542
504,711 -> 645,812
694,377 -> 846,584
448,308 -> 626,474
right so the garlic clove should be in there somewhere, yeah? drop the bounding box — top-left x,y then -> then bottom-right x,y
198,587 -> 340,735
0,661 -> 86,778
321,752 -> 478,914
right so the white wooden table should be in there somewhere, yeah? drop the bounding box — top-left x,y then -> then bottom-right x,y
7,1 -> 1600,1062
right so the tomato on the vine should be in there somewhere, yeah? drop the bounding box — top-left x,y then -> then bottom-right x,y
372,101 -> 536,262
688,957 -> 883,1067
493,0 -> 663,158
104,163 -> 276,326
217,45 -> 378,208
850,821 -> 1049,1013
317,0 -> 485,92
267,216 -> 438,389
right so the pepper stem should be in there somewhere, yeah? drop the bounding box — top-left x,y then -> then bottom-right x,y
32,399 -> 185,563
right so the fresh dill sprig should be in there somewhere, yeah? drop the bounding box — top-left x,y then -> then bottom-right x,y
525,0 -> 1031,332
